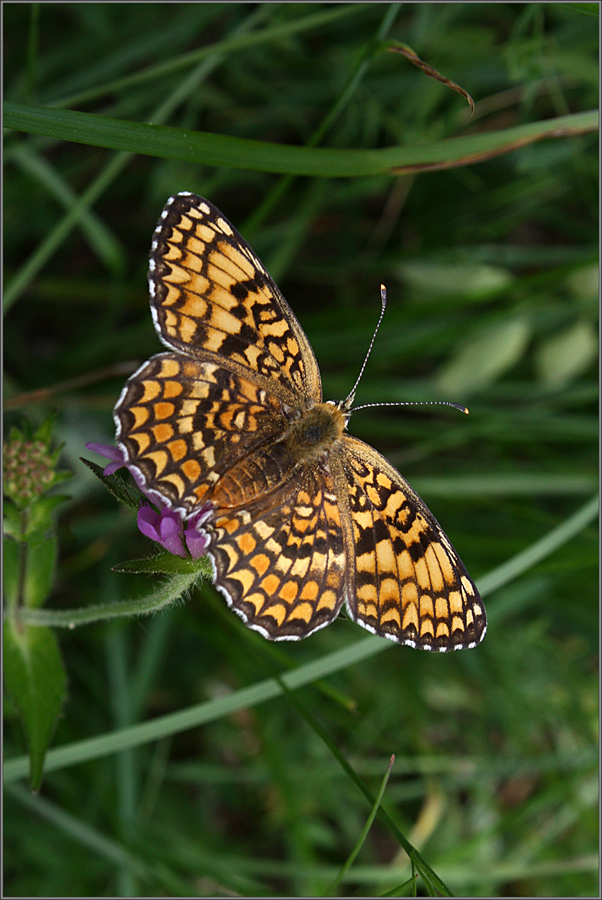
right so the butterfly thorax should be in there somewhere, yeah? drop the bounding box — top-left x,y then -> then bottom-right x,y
284,402 -> 347,466
198,402 -> 346,513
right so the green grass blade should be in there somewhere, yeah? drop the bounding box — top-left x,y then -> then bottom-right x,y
5,103 -> 597,177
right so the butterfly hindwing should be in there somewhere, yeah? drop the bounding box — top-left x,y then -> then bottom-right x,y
336,435 -> 486,651
206,464 -> 347,640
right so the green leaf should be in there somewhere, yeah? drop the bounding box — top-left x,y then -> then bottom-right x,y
328,754 -> 395,894
562,3 -> 599,16
565,263 -> 599,302
399,260 -> 513,300
3,501 -> 22,542
4,620 -> 67,790
80,457 -> 141,510
535,320 -> 598,387
437,315 -> 532,396
32,412 -> 58,445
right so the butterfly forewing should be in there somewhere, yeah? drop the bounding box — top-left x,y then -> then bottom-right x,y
114,352 -> 296,517
148,192 -> 322,406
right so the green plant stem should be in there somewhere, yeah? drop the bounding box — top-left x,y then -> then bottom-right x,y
478,493 -> 598,597
274,673 -> 451,896
10,572 -> 200,628
16,513 -> 28,612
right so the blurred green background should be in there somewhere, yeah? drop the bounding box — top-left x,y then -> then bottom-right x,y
4,3 -> 598,897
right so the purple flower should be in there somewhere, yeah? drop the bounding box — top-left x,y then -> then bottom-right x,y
87,442 -> 212,559
137,503 -> 211,559
85,442 -> 127,477
138,505 -> 188,558
184,525 -> 210,558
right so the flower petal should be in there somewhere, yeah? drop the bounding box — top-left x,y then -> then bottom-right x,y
137,505 -> 161,541
137,505 -> 188,557
184,526 -> 210,559
162,509 -> 187,556
85,442 -> 127,476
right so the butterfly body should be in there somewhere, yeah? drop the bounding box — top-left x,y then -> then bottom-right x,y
114,192 -> 486,650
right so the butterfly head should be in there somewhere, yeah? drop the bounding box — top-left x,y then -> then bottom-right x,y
330,396 -> 354,421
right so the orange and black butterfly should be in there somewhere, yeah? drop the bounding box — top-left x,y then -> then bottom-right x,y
114,193 -> 486,650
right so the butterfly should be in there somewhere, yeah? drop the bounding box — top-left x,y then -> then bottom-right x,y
114,192 -> 486,650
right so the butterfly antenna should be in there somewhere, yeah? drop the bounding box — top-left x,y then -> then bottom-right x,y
345,284 -> 470,417
352,398 -> 470,414
344,284 -> 388,408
